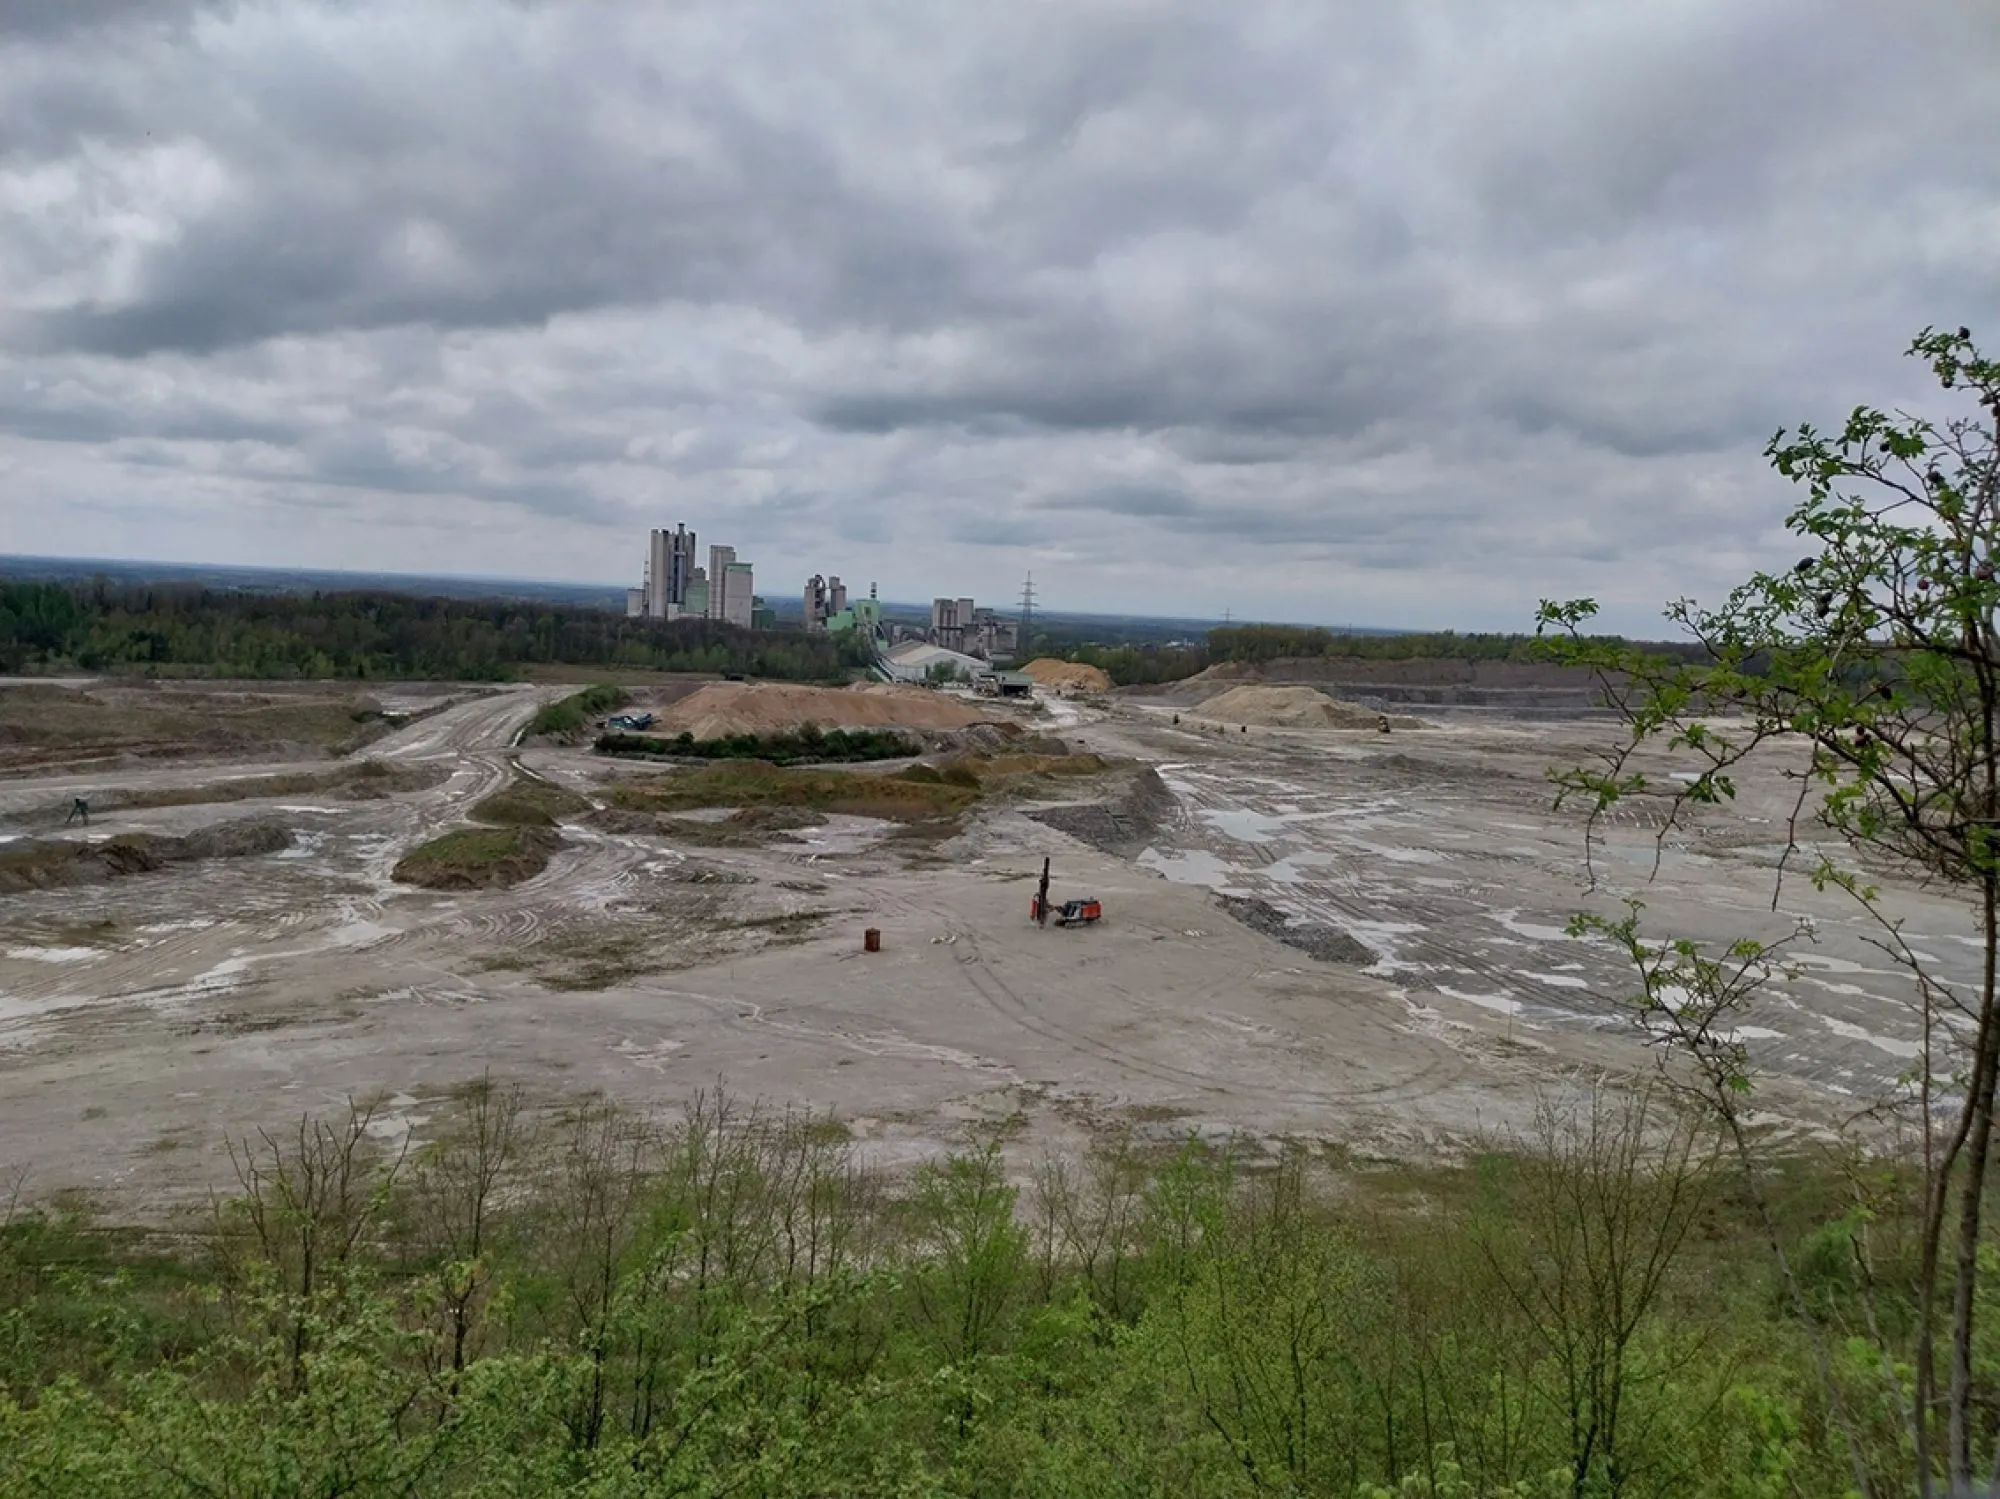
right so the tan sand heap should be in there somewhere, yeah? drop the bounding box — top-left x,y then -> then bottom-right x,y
1020,658 -> 1112,692
1195,684 -> 1424,730
654,682 -> 998,741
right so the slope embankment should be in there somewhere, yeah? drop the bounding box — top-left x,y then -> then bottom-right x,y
648,682 -> 1000,741
1136,656 -> 1608,715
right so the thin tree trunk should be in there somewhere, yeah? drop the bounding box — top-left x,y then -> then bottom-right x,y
1949,867 -> 2000,1489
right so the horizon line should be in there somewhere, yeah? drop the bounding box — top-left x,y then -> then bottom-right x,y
0,552 -> 1426,634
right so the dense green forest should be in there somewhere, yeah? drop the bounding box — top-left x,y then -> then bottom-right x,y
0,1084 -> 1924,1497
0,582 -> 869,682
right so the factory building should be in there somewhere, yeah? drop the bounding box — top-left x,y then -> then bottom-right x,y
928,597 -> 1016,661
628,523 -> 762,629
806,575 -> 882,642
643,524 -> 700,619
721,561 -> 755,629
930,597 -> 978,651
881,641 -> 986,684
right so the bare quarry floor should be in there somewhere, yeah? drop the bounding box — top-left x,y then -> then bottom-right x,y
0,679 -> 1967,1216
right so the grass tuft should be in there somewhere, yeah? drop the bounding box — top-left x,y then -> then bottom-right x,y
391,825 -> 561,889
608,761 -> 980,825
471,776 -> 591,828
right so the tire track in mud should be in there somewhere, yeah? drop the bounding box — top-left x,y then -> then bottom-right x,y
946,922 -> 1468,1114
0,690 -> 560,1022
963,780 -> 1393,1106
1151,749 -> 1628,1029
952,927 -> 1226,1097
1102,748 -> 1600,1092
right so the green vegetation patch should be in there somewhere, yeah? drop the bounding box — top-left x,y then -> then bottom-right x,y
470,775 -> 592,827
596,724 -> 918,766
0,1081 -> 1917,1499
597,750 -> 1110,847
390,824 -> 561,890
610,761 -> 981,825
527,683 -> 630,737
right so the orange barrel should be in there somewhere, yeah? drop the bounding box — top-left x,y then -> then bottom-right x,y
864,928 -> 881,953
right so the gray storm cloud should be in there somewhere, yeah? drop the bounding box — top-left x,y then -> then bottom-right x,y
3,0 -> 1997,630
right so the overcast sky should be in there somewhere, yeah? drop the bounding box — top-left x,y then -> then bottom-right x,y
4,1 -> 1997,633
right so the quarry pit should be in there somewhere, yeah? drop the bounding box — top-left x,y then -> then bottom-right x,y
0,671 -> 1964,1214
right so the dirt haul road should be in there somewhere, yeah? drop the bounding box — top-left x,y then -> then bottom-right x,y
0,686 -> 537,827
0,679 -> 1954,1215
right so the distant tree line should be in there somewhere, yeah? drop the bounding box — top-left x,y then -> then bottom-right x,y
1042,624 -> 1706,687
1056,642 -> 1211,686
0,578 -> 1696,688
1204,623 -> 1705,666
0,581 -> 871,682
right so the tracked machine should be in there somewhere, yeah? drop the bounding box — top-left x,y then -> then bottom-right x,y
1029,857 -> 1102,928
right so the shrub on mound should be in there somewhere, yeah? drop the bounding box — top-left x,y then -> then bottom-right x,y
595,725 -> 917,765
528,684 -> 630,738
391,825 -> 561,889
471,777 -> 590,827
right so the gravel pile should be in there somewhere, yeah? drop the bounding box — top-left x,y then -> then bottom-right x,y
1020,658 -> 1113,692
1215,895 -> 1377,965
1025,768 -> 1178,857
1197,685 -> 1425,731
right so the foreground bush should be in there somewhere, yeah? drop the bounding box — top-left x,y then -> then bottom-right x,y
0,1084 -> 1900,1497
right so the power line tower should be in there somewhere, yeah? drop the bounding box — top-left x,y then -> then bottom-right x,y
1018,572 -> 1037,651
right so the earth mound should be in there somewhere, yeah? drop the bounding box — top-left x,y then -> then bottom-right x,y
0,818 -> 293,894
1020,659 -> 1112,692
656,683 -> 998,741
391,825 -> 562,890
1196,685 -> 1424,731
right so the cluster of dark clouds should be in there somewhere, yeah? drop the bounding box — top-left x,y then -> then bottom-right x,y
4,0 -> 1997,630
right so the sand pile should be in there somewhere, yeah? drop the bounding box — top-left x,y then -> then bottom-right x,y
1197,685 -> 1424,730
657,682 -> 997,741
1021,658 -> 1112,692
